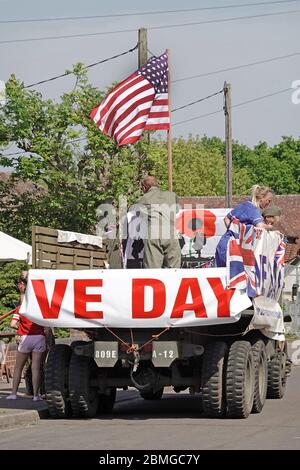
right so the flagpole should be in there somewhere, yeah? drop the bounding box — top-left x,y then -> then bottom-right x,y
167,49 -> 173,192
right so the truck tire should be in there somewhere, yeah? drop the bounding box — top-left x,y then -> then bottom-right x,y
45,344 -> 71,418
251,340 -> 268,413
98,388 -> 116,414
226,340 -> 254,419
140,388 -> 164,400
267,350 -> 287,399
201,341 -> 228,417
69,353 -> 98,418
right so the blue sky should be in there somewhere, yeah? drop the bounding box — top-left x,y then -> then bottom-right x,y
1,0 -> 300,147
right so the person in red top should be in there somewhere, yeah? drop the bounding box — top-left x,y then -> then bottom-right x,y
6,271 -> 46,401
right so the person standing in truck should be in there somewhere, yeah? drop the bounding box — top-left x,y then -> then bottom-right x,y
215,185 -> 275,267
133,175 -> 181,268
262,205 -> 282,227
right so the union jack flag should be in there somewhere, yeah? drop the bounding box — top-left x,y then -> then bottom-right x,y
227,217 -> 256,297
274,239 -> 286,267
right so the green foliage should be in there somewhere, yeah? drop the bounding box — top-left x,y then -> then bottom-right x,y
0,261 -> 28,309
0,261 -> 28,332
53,328 -> 70,339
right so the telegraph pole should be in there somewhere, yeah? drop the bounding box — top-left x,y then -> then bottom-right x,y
138,28 -> 148,67
167,49 -> 173,191
224,81 -> 232,207
138,28 -> 150,148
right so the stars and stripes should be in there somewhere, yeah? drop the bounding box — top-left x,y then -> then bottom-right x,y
90,52 -> 170,146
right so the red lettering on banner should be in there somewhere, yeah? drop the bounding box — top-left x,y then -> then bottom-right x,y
31,279 -> 68,319
132,279 -> 166,318
207,278 -> 235,317
74,279 -> 103,319
170,278 -> 207,318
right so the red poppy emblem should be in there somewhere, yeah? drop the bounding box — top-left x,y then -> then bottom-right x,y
176,210 -> 217,238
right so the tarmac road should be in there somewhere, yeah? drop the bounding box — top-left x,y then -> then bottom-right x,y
0,366 -> 299,450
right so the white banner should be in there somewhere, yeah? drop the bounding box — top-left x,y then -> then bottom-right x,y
251,296 -> 285,341
20,268 -> 252,328
253,230 -> 285,301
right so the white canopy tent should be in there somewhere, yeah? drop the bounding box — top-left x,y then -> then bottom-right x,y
0,231 -> 32,264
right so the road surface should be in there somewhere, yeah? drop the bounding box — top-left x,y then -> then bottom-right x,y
0,366 -> 299,450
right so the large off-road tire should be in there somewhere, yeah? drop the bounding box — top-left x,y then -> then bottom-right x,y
45,344 -> 71,418
98,388 -> 117,414
69,353 -> 99,418
201,341 -> 228,418
267,350 -> 287,399
251,340 -> 268,414
140,388 -> 164,400
226,341 -> 255,419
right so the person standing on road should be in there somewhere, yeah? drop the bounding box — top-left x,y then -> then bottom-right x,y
6,271 -> 46,402
134,175 -> 181,268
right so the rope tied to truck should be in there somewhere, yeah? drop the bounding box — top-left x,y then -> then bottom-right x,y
98,325 -> 171,390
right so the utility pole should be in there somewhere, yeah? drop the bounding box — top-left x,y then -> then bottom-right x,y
224,81 -> 232,208
167,49 -> 173,191
138,28 -> 150,147
138,28 -> 148,68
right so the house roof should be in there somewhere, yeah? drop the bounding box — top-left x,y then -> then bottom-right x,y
179,195 -> 300,262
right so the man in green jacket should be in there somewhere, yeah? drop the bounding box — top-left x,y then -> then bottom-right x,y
135,175 -> 181,268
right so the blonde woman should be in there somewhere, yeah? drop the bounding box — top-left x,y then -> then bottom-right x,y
215,185 -> 274,267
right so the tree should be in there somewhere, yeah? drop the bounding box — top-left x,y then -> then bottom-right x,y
0,67 -> 150,242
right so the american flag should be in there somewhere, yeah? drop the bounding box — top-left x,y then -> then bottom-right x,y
90,52 -> 170,146
227,217 -> 256,297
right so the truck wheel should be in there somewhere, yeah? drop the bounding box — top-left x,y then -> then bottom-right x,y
251,340 -> 267,413
201,341 -> 228,417
267,350 -> 287,399
140,388 -> 164,400
98,388 -> 116,414
69,353 -> 98,418
45,344 -> 71,418
226,341 -> 254,419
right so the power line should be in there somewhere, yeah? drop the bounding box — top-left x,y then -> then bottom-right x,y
0,0 -> 299,24
173,50 -> 300,83
173,87 -> 292,126
2,137 -> 87,157
1,88 -> 294,151
1,8 -> 300,45
232,86 -> 292,108
173,109 -> 224,127
24,44 -> 138,88
172,90 -> 223,112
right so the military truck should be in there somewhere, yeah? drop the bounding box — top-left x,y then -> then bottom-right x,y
31,225 -> 290,420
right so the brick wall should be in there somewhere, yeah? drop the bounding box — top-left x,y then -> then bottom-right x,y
0,341 -> 17,378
